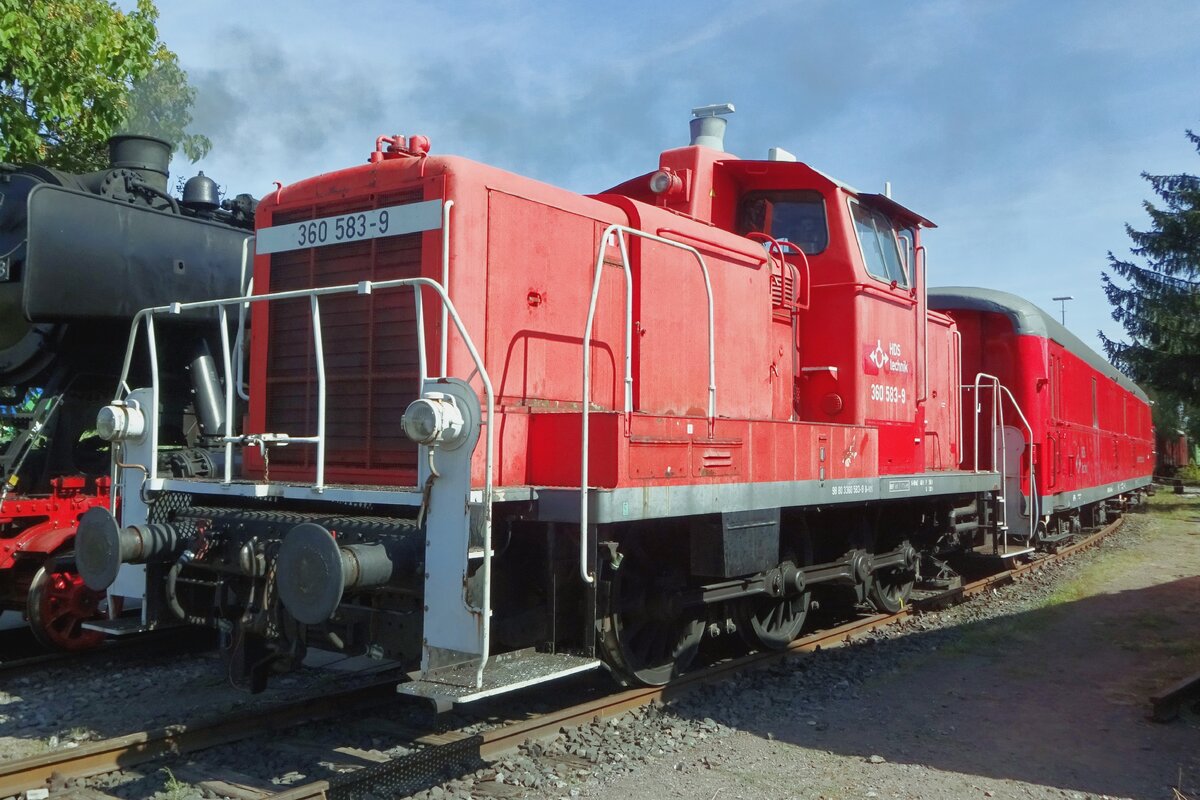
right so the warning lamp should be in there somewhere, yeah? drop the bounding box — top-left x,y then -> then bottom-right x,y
648,169 -> 683,198
408,135 -> 431,155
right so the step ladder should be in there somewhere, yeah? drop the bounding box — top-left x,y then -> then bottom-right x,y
395,377 -> 601,710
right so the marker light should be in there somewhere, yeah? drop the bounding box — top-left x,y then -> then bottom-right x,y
96,401 -> 147,442
648,169 -> 683,197
401,392 -> 467,449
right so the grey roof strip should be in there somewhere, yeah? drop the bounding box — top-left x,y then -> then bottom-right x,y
928,286 -> 1148,403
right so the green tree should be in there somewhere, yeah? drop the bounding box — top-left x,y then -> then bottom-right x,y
0,0 -> 208,172
1100,130 -> 1200,401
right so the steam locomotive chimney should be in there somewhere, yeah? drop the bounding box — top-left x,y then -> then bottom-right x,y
107,134 -> 172,193
689,103 -> 735,151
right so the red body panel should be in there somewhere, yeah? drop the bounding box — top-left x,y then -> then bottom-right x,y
244,142 -> 978,496
0,476 -> 110,614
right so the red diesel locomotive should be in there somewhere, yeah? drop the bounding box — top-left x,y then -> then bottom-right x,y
76,107 -> 1152,704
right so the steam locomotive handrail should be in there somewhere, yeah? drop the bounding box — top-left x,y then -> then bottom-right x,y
969,372 -> 1035,545
580,224 -> 717,585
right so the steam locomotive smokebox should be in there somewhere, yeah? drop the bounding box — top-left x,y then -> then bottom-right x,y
22,184 -> 251,321
690,508 -> 780,578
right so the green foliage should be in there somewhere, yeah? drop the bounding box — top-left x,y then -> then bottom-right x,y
1101,130 -> 1200,405
158,767 -> 191,800
0,387 -> 42,445
1177,463 -> 1200,485
1145,386 -> 1200,451
0,0 -> 208,172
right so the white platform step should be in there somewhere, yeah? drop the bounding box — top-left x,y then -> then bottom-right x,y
397,649 -> 601,710
82,616 -> 156,636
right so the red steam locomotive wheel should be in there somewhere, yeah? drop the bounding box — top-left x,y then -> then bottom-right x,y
27,558 -> 107,651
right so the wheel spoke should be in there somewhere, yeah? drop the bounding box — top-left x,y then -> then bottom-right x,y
28,560 -> 107,651
599,547 -> 702,686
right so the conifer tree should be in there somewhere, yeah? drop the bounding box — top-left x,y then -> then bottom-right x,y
1101,130 -> 1200,403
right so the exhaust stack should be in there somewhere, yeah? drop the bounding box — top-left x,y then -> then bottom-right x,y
689,103 -> 735,150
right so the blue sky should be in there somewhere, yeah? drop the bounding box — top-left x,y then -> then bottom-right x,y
149,0 -> 1200,357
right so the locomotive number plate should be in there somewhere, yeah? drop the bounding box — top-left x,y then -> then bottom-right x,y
256,199 -> 442,255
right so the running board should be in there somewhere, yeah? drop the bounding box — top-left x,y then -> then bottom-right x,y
994,546 -> 1034,559
82,616 -> 168,636
397,649 -> 602,712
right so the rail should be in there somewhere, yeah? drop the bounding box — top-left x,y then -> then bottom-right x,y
0,517 -> 1128,800
579,225 -> 717,585
968,372 -> 1035,545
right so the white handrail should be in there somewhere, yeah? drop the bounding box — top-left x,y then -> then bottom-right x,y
234,277 -> 254,403
969,372 -> 1035,545
439,200 -> 454,376
952,328 -> 962,461
218,305 -> 235,484
116,277 -> 492,505
309,295 -> 327,489
117,271 -> 498,682
579,224 -> 717,585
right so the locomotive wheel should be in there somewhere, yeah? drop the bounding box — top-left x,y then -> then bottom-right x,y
26,557 -> 107,651
598,538 -> 703,687
1030,520 -> 1047,548
867,565 -> 915,614
737,590 -> 810,651
738,531 -> 813,651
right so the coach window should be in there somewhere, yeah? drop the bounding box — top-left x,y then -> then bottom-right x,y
849,200 -> 908,288
737,190 -> 828,255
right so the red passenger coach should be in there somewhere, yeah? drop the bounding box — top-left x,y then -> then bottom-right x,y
78,107 -> 1149,706
929,288 -> 1153,540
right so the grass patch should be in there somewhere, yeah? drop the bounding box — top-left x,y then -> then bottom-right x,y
160,767 -> 192,800
939,610 -> 1055,658
1146,492 -> 1200,522
1045,548 -> 1152,606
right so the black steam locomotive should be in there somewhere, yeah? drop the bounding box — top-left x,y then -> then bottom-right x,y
0,135 -> 255,648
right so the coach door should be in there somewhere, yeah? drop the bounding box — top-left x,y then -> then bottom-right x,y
1049,353 -> 1062,489
1001,424 -> 1027,526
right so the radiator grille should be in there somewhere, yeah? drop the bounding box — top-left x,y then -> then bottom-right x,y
263,190 -> 425,483
770,262 -> 797,319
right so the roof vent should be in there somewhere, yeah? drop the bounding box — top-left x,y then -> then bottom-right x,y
689,103 -> 735,150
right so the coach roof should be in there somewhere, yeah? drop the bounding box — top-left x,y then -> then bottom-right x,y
928,286 -> 1149,403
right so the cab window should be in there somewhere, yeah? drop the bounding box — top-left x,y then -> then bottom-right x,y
850,201 -> 907,287
737,190 -> 828,255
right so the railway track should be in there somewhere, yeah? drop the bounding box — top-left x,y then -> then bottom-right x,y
0,626 -> 215,680
0,517 -> 1125,800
